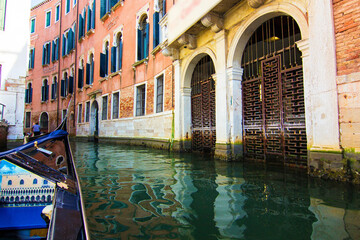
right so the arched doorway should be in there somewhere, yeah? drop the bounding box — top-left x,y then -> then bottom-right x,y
191,55 -> 216,152
40,112 -> 49,133
90,101 -> 99,139
241,16 -> 307,166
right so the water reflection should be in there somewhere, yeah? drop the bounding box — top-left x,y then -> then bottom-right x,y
71,142 -> 360,240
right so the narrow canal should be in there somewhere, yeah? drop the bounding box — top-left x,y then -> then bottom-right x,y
71,141 -> 360,240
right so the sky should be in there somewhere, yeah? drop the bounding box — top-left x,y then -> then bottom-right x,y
31,0 -> 45,8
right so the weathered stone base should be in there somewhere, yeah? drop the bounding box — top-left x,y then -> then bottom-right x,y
171,139 -> 192,152
214,143 -> 232,161
309,150 -> 360,184
74,136 -> 171,150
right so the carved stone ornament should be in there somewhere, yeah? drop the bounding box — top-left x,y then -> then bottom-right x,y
247,0 -> 265,8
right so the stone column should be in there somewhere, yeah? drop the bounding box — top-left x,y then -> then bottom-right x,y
173,59 -> 183,151
227,67 -> 244,159
214,30 -> 231,160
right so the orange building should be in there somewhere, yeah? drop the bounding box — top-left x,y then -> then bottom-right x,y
26,0 -> 174,147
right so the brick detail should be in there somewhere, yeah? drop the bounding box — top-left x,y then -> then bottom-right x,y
333,0 -> 360,76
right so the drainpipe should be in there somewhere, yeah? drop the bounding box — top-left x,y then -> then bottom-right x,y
57,0 -> 63,126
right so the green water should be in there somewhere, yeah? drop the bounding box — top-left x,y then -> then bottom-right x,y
71,142 -> 360,240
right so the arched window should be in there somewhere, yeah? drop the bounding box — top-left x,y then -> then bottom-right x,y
25,83 -> 33,103
78,59 -> 84,89
137,15 -> 149,61
100,42 -> 109,77
112,33 -> 123,73
20,179 -> 24,185
33,178 -> 38,185
69,68 -> 74,94
61,72 -> 68,97
43,180 -> 48,185
7,180 -> 12,186
41,79 -> 49,101
86,53 -> 94,85
51,76 -> 57,100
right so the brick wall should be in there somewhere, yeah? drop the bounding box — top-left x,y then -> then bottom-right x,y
333,0 -> 360,76
334,0 -> 360,151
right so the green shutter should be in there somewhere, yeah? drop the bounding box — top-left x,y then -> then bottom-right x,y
153,12 -> 160,48
118,40 -> 123,70
91,1 -> 95,29
0,0 -> 6,31
145,23 -> 149,58
100,0 -> 106,18
100,53 -> 106,77
111,46 -> 116,73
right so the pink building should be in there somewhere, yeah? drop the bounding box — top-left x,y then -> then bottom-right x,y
26,0 -> 174,148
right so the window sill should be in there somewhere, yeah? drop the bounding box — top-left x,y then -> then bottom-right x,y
77,88 -> 83,93
79,36 -> 85,43
41,100 -> 48,104
101,13 -> 110,22
133,58 -> 148,68
51,99 -> 56,102
151,45 -> 162,57
111,1 -> 124,12
83,84 -> 92,90
99,77 -> 108,83
109,70 -> 121,78
86,29 -> 95,36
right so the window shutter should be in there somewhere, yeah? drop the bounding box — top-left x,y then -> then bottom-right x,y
73,23 -> 76,49
62,34 -> 66,56
111,0 -> 118,8
42,86 -> 45,101
145,23 -> 149,58
83,10 -> 86,35
119,40 -> 123,70
111,46 -> 116,73
47,44 -> 51,64
86,63 -> 90,85
65,77 -> 68,95
87,6 -> 91,32
78,68 -> 83,88
137,28 -> 142,60
100,53 -> 106,77
91,1 -> 95,30
68,29 -> 73,52
61,79 -> 65,97
52,41 -> 55,62
42,45 -> 45,65
153,12 -> 159,48
162,0 -> 166,15
25,89 -> 29,103
51,83 -> 55,99
79,14 -> 82,39
31,49 -> 35,69
29,87 -> 33,103
91,61 -> 94,84
56,38 -> 59,60
45,84 -> 49,101
69,76 -> 74,94
100,0 -> 106,18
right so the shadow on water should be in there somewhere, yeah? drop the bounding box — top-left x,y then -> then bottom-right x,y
71,141 -> 360,240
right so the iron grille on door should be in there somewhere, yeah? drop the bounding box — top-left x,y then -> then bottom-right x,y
191,55 -> 216,152
241,16 -> 307,166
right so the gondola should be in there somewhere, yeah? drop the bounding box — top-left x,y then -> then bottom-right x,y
0,116 -> 89,240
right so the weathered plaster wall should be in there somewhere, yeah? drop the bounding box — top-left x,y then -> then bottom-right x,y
334,0 -> 360,153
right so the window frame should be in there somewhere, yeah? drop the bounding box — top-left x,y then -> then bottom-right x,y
102,95 -> 108,120
30,17 -> 36,34
78,103 -> 83,123
65,0 -> 70,15
55,4 -> 60,22
154,73 -> 164,113
85,101 -> 90,122
25,111 -> 31,128
45,10 -> 51,28
135,83 -> 146,117
112,91 -> 120,119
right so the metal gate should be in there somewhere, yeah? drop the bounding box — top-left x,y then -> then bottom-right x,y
241,16 -> 307,166
191,55 -> 216,152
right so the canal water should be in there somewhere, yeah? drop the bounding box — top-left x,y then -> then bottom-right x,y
71,141 -> 360,240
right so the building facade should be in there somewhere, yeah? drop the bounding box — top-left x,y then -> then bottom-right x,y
0,0 -> 30,140
27,0 -> 360,180
161,0 -> 359,180
26,0 -> 174,146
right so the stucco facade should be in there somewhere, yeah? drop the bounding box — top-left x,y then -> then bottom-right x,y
26,0 -> 174,146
